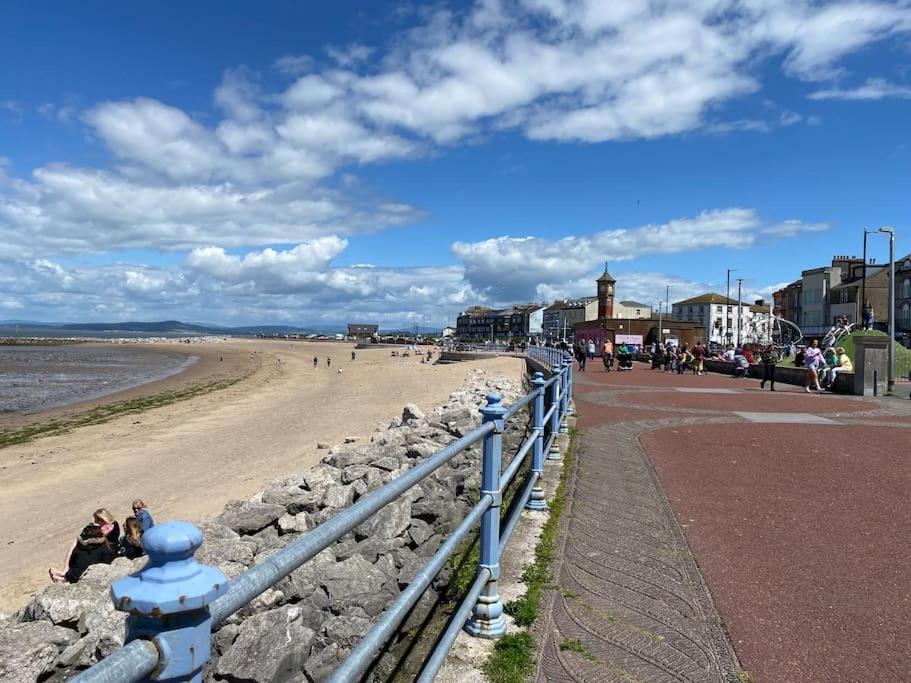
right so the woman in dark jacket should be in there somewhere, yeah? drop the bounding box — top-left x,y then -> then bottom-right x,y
118,516 -> 145,560
49,509 -> 119,583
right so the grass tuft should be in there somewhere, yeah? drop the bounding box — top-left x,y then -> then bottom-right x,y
559,638 -> 596,661
503,429 -> 575,626
482,428 -> 577,681
481,632 -> 536,683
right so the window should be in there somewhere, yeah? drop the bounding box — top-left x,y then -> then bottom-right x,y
716,306 -> 723,313
902,278 -> 911,300
902,304 -> 911,330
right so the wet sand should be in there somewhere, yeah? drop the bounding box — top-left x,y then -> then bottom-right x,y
0,339 -> 523,612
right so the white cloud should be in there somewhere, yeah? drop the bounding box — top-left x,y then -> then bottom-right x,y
809,77 -> 911,100
274,54 -> 315,76
0,167 -> 420,256
452,209 -> 828,301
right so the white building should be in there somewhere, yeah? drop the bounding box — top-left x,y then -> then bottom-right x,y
613,300 -> 653,319
671,293 -> 754,346
800,266 -> 842,336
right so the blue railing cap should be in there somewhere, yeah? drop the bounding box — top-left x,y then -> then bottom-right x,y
111,521 -> 228,616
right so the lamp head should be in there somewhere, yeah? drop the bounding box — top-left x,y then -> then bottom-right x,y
877,226 -> 894,235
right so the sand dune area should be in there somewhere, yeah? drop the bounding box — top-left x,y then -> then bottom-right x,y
0,339 -> 523,612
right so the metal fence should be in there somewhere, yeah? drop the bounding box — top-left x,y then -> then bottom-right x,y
73,351 -> 573,683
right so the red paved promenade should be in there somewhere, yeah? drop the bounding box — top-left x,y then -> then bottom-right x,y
538,361 -> 911,683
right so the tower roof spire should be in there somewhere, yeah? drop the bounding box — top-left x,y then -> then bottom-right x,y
597,262 -> 615,283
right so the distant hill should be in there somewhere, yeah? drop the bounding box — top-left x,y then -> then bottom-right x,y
58,320 -> 221,334
0,319 -> 340,337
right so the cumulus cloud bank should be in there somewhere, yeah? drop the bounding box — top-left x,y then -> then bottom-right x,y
1,0 -> 906,323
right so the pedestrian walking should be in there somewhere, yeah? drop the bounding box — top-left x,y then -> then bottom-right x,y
574,343 -> 586,372
602,338 -> 614,372
327,356 -> 331,368
586,339 -> 596,360
313,356 -> 318,369
759,344 -> 776,390
693,342 -> 705,375
351,350 -> 356,361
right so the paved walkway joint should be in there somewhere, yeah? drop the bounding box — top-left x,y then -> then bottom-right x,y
733,411 -> 836,424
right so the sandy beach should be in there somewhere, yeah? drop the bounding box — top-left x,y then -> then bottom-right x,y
0,339 -> 523,612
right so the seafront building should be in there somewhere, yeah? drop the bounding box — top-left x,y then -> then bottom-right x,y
670,294 -> 755,346
455,304 -> 545,339
897,255 -> 911,344
574,265 -> 706,350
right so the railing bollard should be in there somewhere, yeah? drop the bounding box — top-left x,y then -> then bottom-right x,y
559,358 -> 570,434
111,521 -> 227,683
565,353 -> 574,412
465,393 -> 507,639
547,360 -> 562,460
526,373 -> 548,512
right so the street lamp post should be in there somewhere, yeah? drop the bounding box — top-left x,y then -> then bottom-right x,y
726,268 -> 737,348
658,301 -> 663,347
878,226 -> 895,392
736,278 -> 744,348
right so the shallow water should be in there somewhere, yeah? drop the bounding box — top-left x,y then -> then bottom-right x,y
0,346 -> 196,415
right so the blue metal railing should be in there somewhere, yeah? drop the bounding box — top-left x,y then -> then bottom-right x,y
73,352 -> 573,683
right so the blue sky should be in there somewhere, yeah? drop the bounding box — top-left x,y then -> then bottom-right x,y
1,0 -> 909,327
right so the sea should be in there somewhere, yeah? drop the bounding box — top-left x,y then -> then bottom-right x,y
0,345 -> 197,416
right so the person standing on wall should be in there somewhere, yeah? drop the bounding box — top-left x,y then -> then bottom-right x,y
862,301 -> 875,330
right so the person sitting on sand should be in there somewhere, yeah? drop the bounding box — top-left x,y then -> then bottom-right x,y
49,509 -> 119,584
119,517 -> 145,560
132,499 -> 154,533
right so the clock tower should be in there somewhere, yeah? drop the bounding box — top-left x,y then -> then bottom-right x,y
597,262 -> 616,320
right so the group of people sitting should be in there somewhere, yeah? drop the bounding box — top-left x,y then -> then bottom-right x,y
650,342 -> 707,375
48,499 -> 154,584
794,340 -> 854,392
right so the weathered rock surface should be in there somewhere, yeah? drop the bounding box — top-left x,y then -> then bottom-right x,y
216,605 -> 315,682
216,501 -> 287,534
0,621 -> 78,682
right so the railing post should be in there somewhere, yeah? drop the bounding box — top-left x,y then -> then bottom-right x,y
465,393 -> 507,639
547,359 -> 562,460
559,355 -> 570,434
111,522 -> 227,683
565,352 -> 574,411
526,372 -> 548,511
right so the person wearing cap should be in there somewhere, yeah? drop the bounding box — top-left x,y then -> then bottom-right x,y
826,347 -> 854,389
